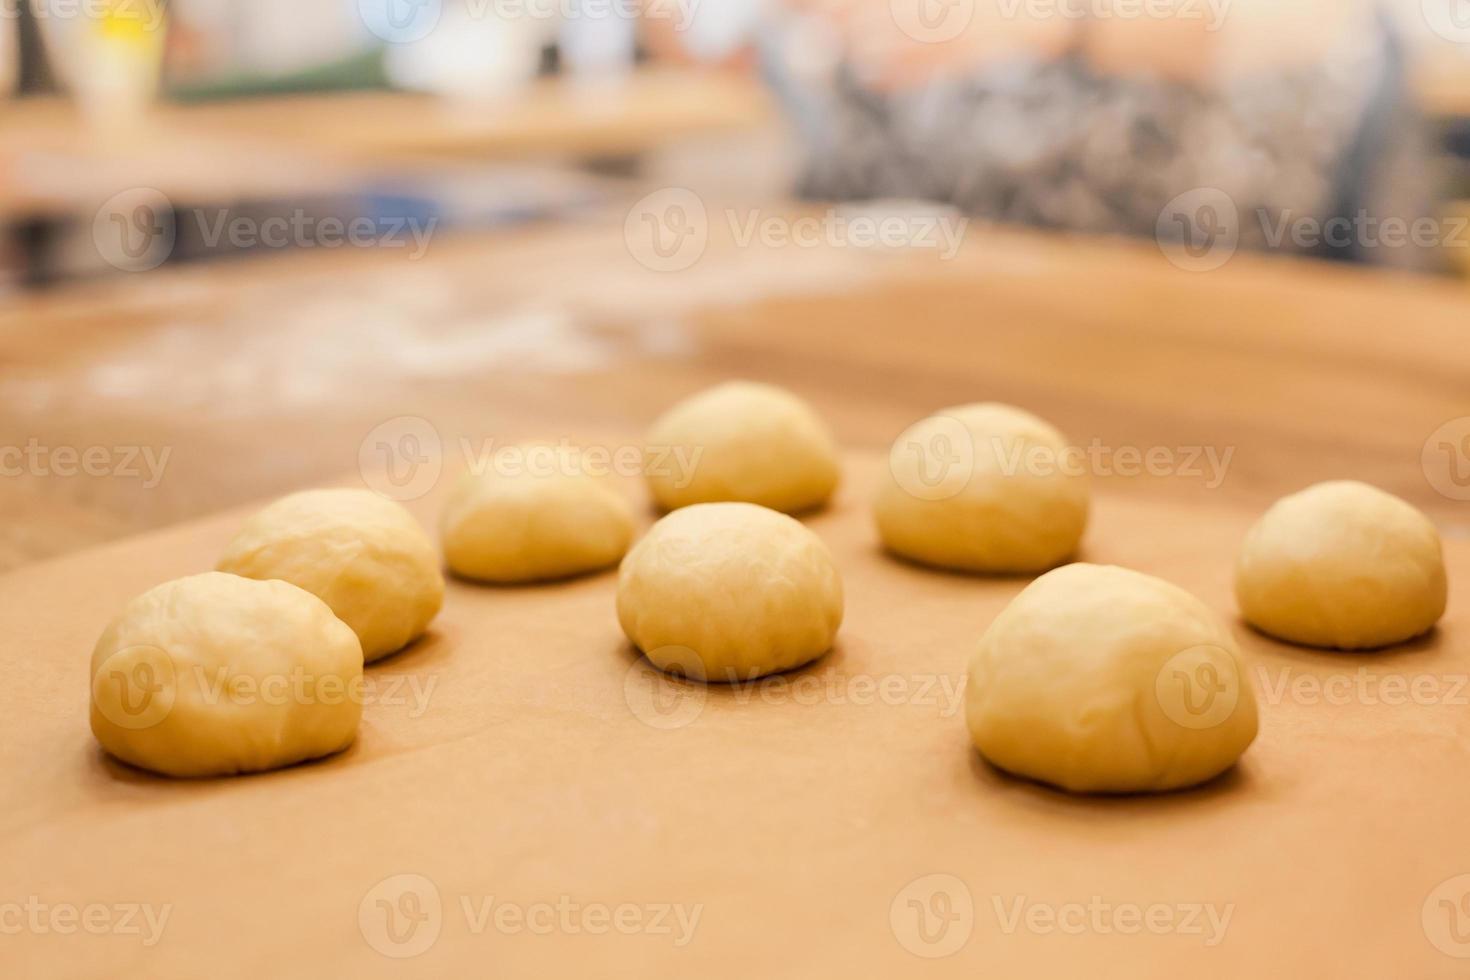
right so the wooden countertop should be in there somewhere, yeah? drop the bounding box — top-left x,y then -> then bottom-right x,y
1,207 -> 1466,573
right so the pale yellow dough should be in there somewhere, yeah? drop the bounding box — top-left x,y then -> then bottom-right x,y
441,467 -> 635,582
967,563 -> 1259,794
875,403 -> 1088,573
617,502 -> 844,681
644,381 -> 840,514
1236,480 -> 1447,649
218,488 -> 443,662
90,572 -> 363,778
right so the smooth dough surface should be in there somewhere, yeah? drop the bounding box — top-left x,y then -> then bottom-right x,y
644,381 -> 839,514
617,502 -> 844,681
875,402 -> 1088,573
967,563 -> 1259,794
441,466 -> 635,582
90,572 -> 363,778
218,488 -> 443,662
1235,480 -> 1447,649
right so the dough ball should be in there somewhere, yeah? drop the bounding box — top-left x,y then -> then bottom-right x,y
644,381 -> 839,514
1236,480 -> 1447,649
966,563 -> 1258,794
876,403 -> 1089,573
218,488 -> 443,662
90,572 -> 362,778
441,465 -> 635,583
617,502 -> 844,681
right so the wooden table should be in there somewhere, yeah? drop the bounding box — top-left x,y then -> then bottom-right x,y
0,209 -> 1466,572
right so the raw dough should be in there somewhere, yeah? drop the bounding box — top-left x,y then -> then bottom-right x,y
644,381 -> 840,514
441,465 -> 635,582
617,502 -> 844,681
966,563 -> 1259,793
218,488 -> 443,662
875,402 -> 1088,573
90,572 -> 362,778
1236,480 -> 1447,649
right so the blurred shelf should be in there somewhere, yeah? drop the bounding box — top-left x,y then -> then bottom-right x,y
0,68 -> 772,220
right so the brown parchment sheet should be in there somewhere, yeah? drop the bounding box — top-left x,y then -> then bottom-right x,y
2,452 -> 1467,978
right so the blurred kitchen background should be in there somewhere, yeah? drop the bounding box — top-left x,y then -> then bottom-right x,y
1,0 -> 1468,570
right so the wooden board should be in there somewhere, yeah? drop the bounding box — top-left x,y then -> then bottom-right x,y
2,451 -> 1467,978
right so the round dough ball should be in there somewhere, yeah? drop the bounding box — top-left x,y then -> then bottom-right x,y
876,403 -> 1089,573
644,381 -> 839,514
1236,480 -> 1447,649
90,572 -> 363,778
967,563 -> 1258,794
441,465 -> 635,583
617,502 -> 843,681
218,489 -> 443,662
